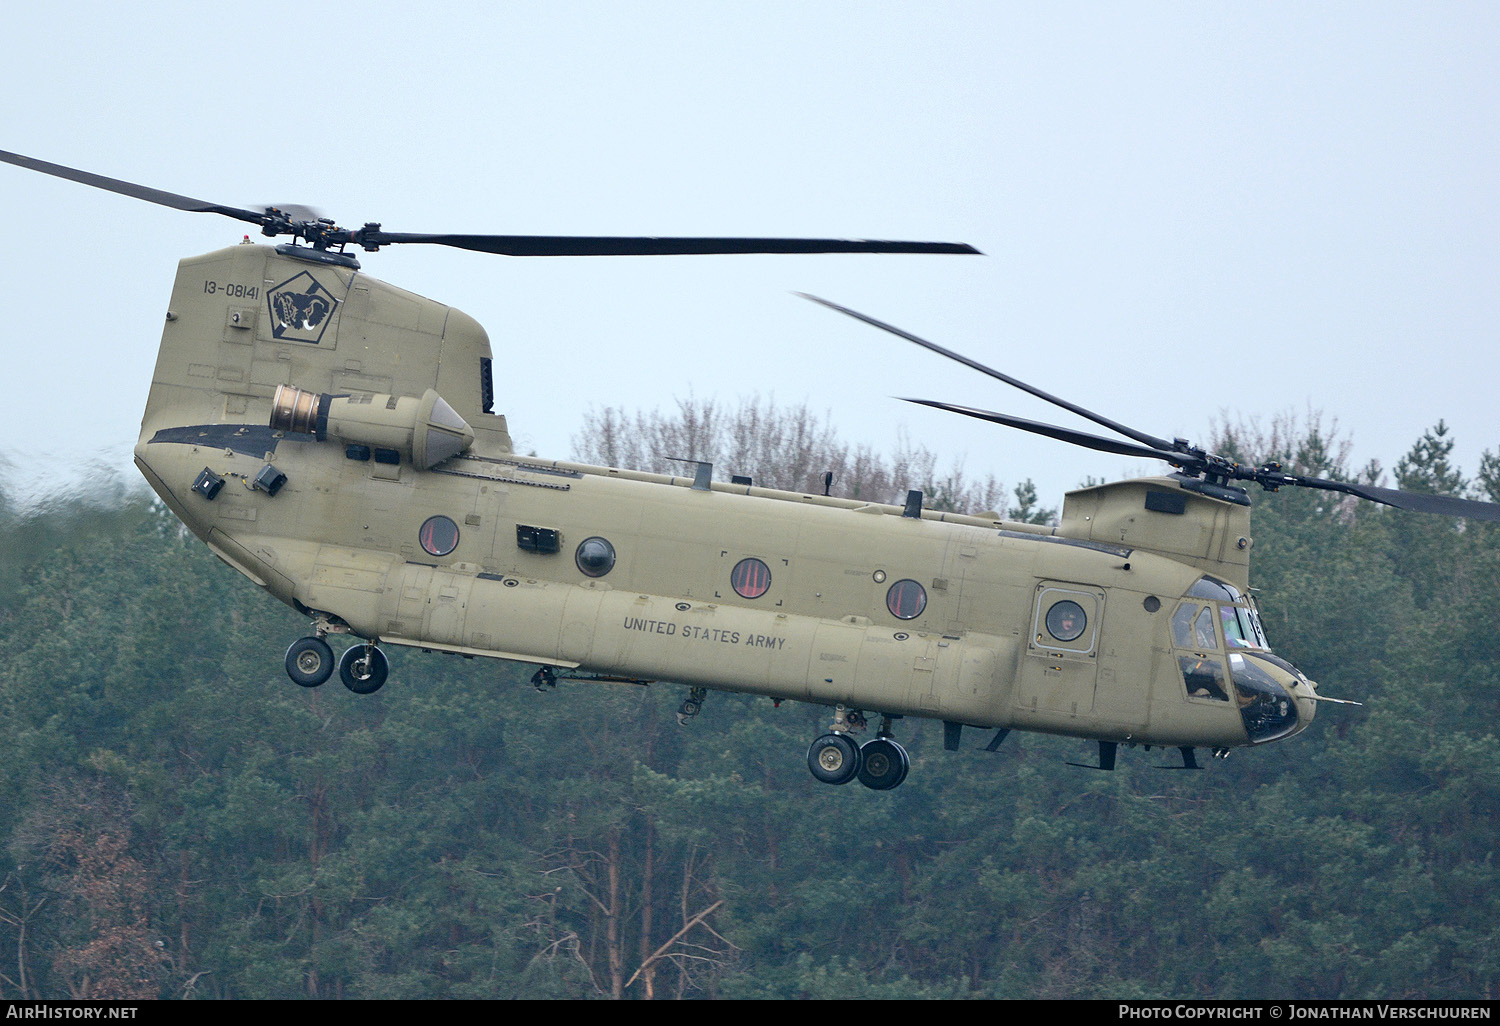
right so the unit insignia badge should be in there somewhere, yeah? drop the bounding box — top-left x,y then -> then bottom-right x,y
266,271 -> 340,344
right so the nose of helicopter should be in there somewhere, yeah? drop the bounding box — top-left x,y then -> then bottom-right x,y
1228,650 -> 1315,743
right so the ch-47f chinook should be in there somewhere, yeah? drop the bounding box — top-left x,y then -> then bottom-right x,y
6,150 -> 1499,790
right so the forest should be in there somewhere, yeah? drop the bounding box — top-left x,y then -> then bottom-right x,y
0,404 -> 1496,1000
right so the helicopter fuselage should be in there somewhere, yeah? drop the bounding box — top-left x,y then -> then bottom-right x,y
133,243 -> 1318,780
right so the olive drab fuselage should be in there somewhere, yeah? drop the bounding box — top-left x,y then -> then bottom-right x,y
134,243 -> 1320,771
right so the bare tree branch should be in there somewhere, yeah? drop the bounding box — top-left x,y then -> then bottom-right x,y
623,899 -> 725,991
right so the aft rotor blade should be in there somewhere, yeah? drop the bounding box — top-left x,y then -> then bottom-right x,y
801,294 -> 1177,452
0,150 -> 980,258
902,399 -> 1188,465
366,232 -> 981,257
0,149 -> 265,225
1275,473 -> 1500,522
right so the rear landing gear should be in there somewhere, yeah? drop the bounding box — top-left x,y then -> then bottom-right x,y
807,732 -> 862,785
857,736 -> 909,790
806,708 -> 910,789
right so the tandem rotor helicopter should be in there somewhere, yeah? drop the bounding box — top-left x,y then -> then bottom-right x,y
5,149 -> 1498,790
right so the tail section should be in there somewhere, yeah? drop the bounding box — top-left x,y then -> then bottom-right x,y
138,241 -> 511,451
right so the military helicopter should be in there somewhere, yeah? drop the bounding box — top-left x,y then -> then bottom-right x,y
5,149 -> 1498,790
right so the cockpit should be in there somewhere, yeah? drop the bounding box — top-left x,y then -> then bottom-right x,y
1171,575 -> 1304,743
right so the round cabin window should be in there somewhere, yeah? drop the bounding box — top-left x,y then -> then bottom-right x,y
885,579 -> 927,620
419,515 -> 460,557
1045,599 -> 1087,642
575,536 -> 616,578
730,557 -> 772,599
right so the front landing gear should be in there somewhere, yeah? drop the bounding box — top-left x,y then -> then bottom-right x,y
284,616 -> 387,696
676,687 -> 709,726
339,643 -> 389,695
806,709 -> 911,790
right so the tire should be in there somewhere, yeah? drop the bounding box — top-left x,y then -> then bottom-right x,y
339,643 -> 389,695
807,733 -> 862,785
285,636 -> 334,688
857,737 -> 910,790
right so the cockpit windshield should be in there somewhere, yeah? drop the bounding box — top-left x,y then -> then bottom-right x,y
1186,576 -> 1269,650
1219,604 -> 1268,648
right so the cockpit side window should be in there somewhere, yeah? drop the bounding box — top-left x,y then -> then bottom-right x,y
1172,603 -> 1200,648
1174,588 -> 1230,702
1179,655 -> 1230,702
1194,608 -> 1217,649
1172,603 -> 1221,651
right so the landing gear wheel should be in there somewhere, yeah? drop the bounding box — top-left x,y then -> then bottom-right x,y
807,733 -> 862,785
339,644 -> 389,695
857,737 -> 910,790
285,636 -> 335,688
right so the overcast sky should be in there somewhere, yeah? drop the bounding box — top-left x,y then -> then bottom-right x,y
2,2 -> 1496,511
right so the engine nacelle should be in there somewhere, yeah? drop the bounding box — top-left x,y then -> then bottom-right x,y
270,384 -> 475,469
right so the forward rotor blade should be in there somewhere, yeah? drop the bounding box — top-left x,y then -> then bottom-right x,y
1276,474 -> 1500,522
0,149 -> 265,225
367,233 -> 981,257
902,399 -> 1187,464
801,294 -> 1176,452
